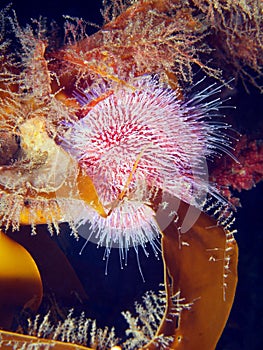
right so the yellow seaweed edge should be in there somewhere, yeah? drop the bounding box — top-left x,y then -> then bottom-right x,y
0,329 -> 93,350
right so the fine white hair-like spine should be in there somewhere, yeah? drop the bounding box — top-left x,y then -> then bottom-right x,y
63,76 -> 234,258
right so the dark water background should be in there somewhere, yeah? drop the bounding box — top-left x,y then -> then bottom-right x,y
1,0 -> 263,348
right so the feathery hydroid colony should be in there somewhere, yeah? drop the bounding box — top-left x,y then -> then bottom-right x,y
0,5 -> 235,256
0,1 -> 242,348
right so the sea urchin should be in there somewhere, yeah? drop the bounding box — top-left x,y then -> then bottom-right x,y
62,77 -> 232,257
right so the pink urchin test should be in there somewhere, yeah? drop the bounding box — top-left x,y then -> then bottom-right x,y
63,77 -> 232,257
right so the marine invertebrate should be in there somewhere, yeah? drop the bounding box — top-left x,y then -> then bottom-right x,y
21,309 -> 118,349
191,0 -> 263,91
0,28 -> 106,232
5,0 -> 263,348
210,135 -> 263,205
0,200 -> 238,349
63,76 -> 233,254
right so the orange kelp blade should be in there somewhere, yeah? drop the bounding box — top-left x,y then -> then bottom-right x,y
77,169 -> 107,218
0,330 -> 93,350
54,0 -> 198,95
0,116 -> 107,227
0,231 -> 43,329
15,167 -> 107,226
8,225 -> 88,306
146,200 -> 238,350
